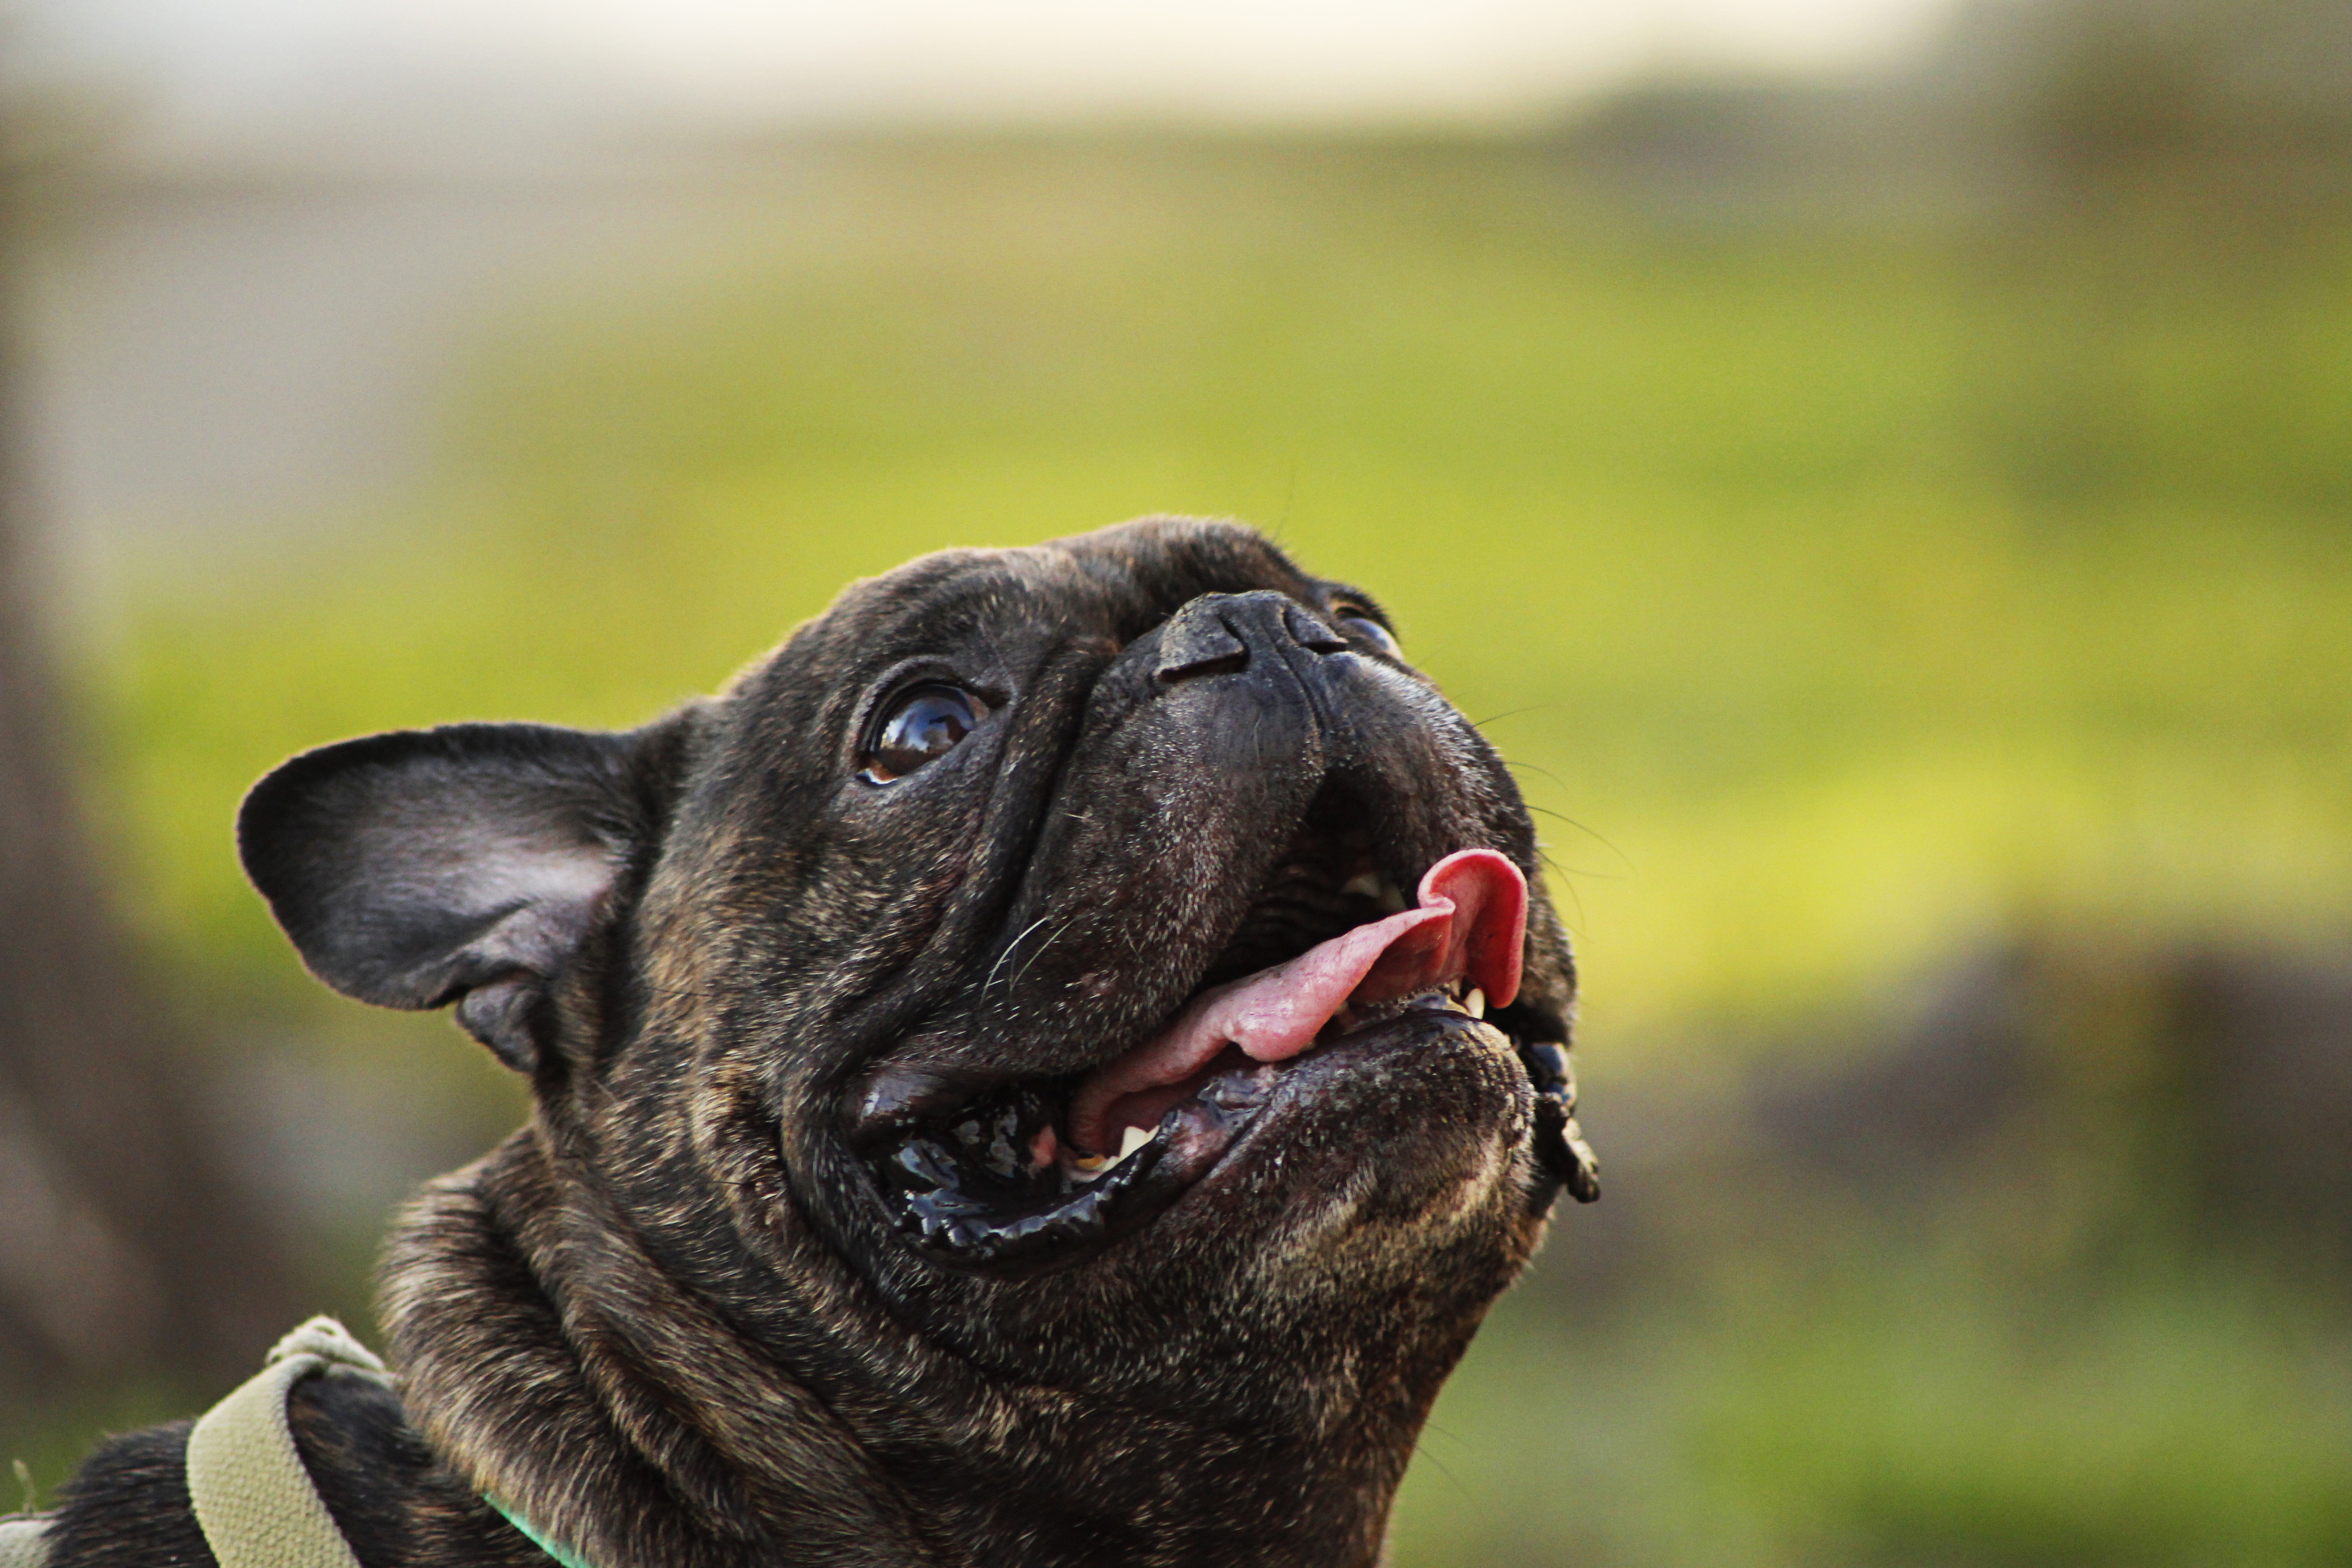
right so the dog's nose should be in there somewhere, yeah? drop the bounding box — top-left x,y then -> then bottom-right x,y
1156,591 -> 1351,684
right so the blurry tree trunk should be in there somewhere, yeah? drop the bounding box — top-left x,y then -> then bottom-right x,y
0,110 -> 298,1407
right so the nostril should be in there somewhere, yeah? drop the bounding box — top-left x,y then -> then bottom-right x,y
1156,605 -> 1251,683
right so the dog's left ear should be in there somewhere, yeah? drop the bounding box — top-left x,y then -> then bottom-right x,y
238,718 -> 693,1073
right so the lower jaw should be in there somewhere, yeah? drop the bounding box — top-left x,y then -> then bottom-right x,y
867,1000 -> 1564,1274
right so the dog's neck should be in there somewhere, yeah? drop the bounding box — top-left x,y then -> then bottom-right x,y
382,1127 -> 1432,1568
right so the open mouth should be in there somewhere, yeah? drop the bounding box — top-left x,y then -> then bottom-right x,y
855,793 -> 1597,1271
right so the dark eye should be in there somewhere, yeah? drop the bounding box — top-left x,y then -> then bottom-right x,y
860,685 -> 987,784
1337,610 -> 1401,659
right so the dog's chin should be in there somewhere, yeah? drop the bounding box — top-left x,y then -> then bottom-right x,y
1145,1004 -> 1543,1255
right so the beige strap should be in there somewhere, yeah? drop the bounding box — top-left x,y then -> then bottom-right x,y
0,1515 -> 51,1568
186,1317 -> 393,1568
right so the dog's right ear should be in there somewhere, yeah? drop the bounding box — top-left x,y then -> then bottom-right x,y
238,719 -> 691,1073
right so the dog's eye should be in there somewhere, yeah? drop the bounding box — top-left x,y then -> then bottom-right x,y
1336,610 -> 1401,660
861,685 -> 988,784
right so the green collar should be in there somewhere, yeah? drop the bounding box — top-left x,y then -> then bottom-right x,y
485,1494 -> 597,1568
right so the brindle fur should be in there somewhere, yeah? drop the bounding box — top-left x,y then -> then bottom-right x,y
44,518 -> 1579,1567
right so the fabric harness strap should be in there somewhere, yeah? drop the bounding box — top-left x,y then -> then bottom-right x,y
0,1318 -> 578,1568
0,1515 -> 49,1568
186,1317 -> 393,1568
0,1317 -> 405,1568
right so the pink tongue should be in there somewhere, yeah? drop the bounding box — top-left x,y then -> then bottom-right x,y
1066,849 -> 1528,1155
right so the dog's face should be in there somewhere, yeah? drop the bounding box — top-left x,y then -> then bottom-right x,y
240,518 -> 1593,1549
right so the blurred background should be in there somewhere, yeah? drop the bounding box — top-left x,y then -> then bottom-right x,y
2,0 -> 2349,1560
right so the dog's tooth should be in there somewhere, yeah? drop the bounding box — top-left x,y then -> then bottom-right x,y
1377,881 -> 1408,914
1341,872 -> 1382,900
1464,988 -> 1485,1019
1114,1124 -> 1152,1163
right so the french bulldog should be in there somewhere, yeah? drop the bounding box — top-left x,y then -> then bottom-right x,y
41,516 -> 1595,1568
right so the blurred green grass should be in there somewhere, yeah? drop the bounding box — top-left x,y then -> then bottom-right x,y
64,137 -> 2352,1563
1394,1248 -> 2352,1568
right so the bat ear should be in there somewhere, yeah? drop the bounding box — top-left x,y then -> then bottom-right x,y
238,718 -> 692,1073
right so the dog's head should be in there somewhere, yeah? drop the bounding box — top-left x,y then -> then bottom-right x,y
240,517 -> 1594,1549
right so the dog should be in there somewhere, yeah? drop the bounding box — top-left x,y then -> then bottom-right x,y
37,517 -> 1596,1567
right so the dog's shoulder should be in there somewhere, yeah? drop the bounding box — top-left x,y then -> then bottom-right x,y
43,1376 -> 539,1568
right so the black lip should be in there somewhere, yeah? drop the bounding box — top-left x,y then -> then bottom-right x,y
882,1123 -> 1189,1271
870,1068 -> 1262,1274
1520,1038 -> 1601,1201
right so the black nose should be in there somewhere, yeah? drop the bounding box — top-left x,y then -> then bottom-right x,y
1155,591 -> 1351,684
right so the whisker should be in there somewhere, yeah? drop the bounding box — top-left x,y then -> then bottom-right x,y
986,914 -> 1057,999
1010,914 -> 1081,993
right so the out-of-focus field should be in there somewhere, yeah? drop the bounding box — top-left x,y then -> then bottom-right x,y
65,138 -> 2352,1563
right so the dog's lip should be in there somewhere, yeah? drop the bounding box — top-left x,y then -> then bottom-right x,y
1064,848 -> 1526,1156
